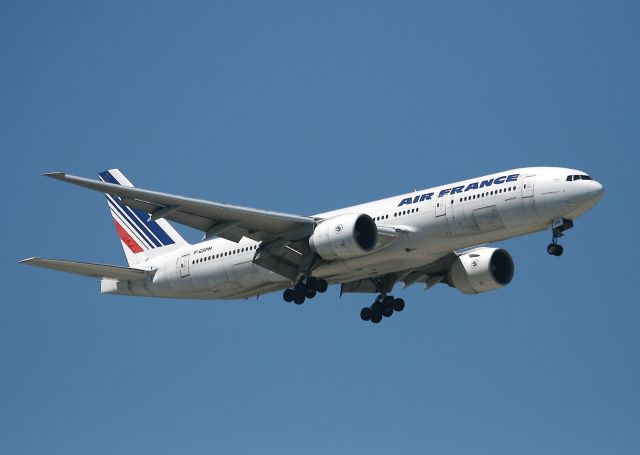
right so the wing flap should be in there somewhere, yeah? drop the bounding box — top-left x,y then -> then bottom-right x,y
20,257 -> 150,281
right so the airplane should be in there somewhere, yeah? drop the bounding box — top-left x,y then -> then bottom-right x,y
20,167 -> 603,324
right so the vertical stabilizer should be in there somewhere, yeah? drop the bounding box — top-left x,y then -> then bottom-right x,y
99,169 -> 189,266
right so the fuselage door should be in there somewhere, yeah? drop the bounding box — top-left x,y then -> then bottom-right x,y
178,254 -> 191,277
522,176 -> 535,198
435,196 -> 447,217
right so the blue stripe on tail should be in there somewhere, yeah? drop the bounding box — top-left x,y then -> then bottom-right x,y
99,170 -> 175,248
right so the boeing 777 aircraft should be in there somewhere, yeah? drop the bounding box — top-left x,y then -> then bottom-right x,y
21,167 -> 603,323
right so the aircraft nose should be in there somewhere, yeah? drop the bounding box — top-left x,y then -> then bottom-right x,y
590,181 -> 604,203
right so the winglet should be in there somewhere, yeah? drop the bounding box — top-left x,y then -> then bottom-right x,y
43,172 -> 66,180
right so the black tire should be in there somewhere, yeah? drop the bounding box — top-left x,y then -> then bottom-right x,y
306,277 -> 318,290
293,294 -> 305,305
305,289 -> 317,299
294,282 -> 306,294
316,280 -> 328,293
554,244 -> 564,256
283,288 -> 295,303
360,307 -> 373,321
393,298 -> 405,312
382,307 -> 394,318
371,313 -> 382,324
383,296 -> 395,312
372,301 -> 383,314
547,243 -> 557,255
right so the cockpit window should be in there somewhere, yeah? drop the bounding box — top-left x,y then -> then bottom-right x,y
567,174 -> 593,182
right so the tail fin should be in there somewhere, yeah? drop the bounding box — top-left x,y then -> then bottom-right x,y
98,169 -> 189,266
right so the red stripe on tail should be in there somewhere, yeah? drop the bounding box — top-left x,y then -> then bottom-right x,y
113,219 -> 143,253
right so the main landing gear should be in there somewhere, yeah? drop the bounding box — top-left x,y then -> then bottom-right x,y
547,218 -> 574,257
360,294 -> 405,324
282,277 -> 328,305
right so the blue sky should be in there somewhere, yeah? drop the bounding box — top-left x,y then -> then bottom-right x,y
2,1 -> 639,453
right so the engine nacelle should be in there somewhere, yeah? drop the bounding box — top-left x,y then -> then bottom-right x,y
448,247 -> 514,294
309,214 -> 378,260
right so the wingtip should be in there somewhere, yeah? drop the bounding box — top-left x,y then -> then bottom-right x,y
42,172 -> 66,179
18,257 -> 38,264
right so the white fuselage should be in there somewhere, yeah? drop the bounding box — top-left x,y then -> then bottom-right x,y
104,167 -> 603,300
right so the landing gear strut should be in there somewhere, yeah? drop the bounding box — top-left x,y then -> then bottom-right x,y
282,277 -> 328,305
547,218 -> 573,257
360,294 -> 405,324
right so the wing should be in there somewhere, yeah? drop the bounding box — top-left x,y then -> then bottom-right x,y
44,172 -> 315,243
340,251 -> 459,294
20,257 -> 150,281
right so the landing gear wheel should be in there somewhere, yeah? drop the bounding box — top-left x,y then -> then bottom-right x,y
372,300 -> 383,314
305,289 -> 317,299
370,313 -> 382,324
293,294 -> 305,305
547,243 -> 563,256
393,298 -> 405,312
316,280 -> 328,293
283,289 -> 295,303
306,276 -> 318,290
382,307 -> 394,318
294,282 -> 306,295
383,296 -> 395,310
360,307 -> 372,321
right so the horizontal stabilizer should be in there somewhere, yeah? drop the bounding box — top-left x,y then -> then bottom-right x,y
19,257 -> 150,281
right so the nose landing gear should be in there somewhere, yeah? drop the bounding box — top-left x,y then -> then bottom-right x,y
547,218 -> 573,257
360,294 -> 405,324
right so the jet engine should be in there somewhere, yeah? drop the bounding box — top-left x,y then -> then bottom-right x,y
309,214 -> 378,261
447,247 -> 514,294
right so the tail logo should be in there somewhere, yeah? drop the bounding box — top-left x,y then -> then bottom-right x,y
99,170 -> 176,253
